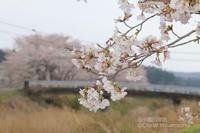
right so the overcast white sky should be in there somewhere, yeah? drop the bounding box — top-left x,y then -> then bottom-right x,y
0,0 -> 199,72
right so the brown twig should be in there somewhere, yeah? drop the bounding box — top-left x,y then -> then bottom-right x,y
123,13 -> 159,36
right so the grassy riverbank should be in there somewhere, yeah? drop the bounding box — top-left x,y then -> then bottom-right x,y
0,89 -> 199,133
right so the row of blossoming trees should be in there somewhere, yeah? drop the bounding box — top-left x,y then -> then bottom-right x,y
73,0 -> 200,112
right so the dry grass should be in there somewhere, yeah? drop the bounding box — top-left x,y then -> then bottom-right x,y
0,90 -> 199,133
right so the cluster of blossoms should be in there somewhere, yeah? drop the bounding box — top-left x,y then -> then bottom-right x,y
178,103 -> 200,126
138,0 -> 199,23
139,0 -> 199,40
159,22 -> 171,41
71,46 -> 97,69
72,0 -> 200,111
78,77 -> 127,112
179,107 -> 194,125
117,0 -> 135,21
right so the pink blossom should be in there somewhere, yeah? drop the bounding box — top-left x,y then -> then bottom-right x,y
151,57 -> 162,66
197,22 -> 200,35
163,50 -> 170,62
161,32 -> 170,41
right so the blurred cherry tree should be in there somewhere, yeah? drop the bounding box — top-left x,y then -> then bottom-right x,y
0,34 -> 84,87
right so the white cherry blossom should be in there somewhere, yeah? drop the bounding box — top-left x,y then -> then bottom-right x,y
118,0 -> 134,14
78,87 -> 110,112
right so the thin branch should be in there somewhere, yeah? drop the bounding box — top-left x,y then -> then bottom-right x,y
96,43 -> 106,50
123,21 -> 132,29
112,52 -> 153,79
123,13 -> 159,35
136,52 -> 153,67
169,37 -> 200,48
171,28 -> 181,38
167,30 -> 196,47
86,67 -> 106,77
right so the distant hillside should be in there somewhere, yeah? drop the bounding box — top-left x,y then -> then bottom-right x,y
174,72 -> 200,88
145,66 -> 177,85
0,49 -> 5,62
145,66 -> 200,88
174,72 -> 200,80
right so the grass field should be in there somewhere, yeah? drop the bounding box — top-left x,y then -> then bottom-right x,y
0,89 -> 200,133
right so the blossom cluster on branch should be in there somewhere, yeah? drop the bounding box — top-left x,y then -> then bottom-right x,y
78,77 -> 127,112
72,0 -> 200,112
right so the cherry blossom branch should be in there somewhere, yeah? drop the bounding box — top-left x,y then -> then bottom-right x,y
171,28 -> 181,38
123,13 -> 159,36
96,43 -> 106,50
73,0 -> 200,112
123,21 -> 132,29
166,30 -> 196,47
168,37 -> 200,48
111,29 -> 198,80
